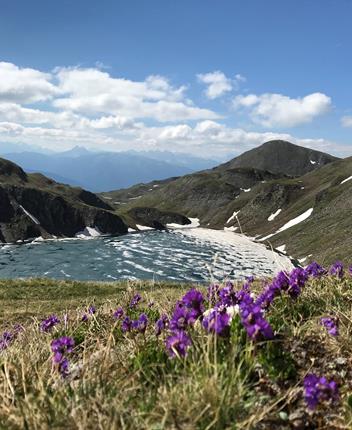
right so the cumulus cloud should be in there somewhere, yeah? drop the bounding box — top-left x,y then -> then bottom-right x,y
341,116 -> 352,127
197,71 -> 245,99
234,92 -> 332,128
53,67 -> 218,122
0,62 -> 59,104
0,61 -> 345,158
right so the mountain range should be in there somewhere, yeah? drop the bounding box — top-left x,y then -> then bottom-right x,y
0,139 -> 351,265
1,146 -> 217,192
101,140 -> 351,264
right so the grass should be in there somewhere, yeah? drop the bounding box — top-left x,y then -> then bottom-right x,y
0,274 -> 352,429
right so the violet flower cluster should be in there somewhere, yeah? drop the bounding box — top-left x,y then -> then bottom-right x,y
51,336 -> 75,378
320,317 -> 339,337
304,373 -> 339,410
40,315 -> 60,332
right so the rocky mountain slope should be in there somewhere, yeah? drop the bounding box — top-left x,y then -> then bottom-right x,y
0,158 -> 129,243
101,140 -> 351,264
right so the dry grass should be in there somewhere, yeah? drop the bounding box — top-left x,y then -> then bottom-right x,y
0,276 -> 352,429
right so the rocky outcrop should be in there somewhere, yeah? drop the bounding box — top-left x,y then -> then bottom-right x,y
0,158 -> 128,243
127,207 -> 191,230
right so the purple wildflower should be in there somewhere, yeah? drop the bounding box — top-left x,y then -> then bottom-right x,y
0,331 -> 13,351
121,316 -> 132,332
218,282 -> 238,307
132,313 -> 148,333
305,262 -> 327,278
155,314 -> 169,336
320,317 -> 339,337
40,315 -> 60,332
88,306 -> 96,315
113,306 -> 124,320
349,265 -> 352,276
329,261 -> 344,279
202,308 -> 230,336
287,267 -> 308,298
165,330 -> 192,357
240,302 -> 274,340
130,293 -> 142,308
81,314 -> 88,322
181,288 -> 205,316
51,336 -> 75,378
170,301 -> 198,330
256,281 -> 282,309
304,374 -> 339,410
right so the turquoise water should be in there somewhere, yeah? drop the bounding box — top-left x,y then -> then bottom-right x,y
0,230 -> 281,282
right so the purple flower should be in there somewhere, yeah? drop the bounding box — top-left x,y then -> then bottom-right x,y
256,282 -> 281,309
329,261 -> 344,279
320,317 -> 339,337
170,302 -> 198,330
155,314 -> 169,336
130,293 -> 142,308
305,262 -> 327,278
51,336 -> 75,378
0,331 -> 13,351
121,316 -> 132,332
287,267 -> 308,298
240,302 -> 274,341
304,374 -> 339,410
349,265 -> 352,276
132,313 -> 148,333
202,308 -> 230,336
113,307 -> 124,320
88,306 -> 96,315
51,336 -> 75,361
165,330 -> 191,357
40,315 -> 60,332
81,314 -> 88,322
181,288 -> 205,316
218,282 -> 238,307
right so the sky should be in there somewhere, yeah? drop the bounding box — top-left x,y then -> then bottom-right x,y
0,0 -> 351,159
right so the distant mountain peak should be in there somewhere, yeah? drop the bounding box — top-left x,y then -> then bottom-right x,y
61,146 -> 91,157
217,139 -> 339,177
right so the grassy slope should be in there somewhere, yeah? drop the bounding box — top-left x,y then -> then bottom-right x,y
1,276 -> 352,429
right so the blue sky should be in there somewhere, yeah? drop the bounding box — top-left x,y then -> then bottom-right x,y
0,0 -> 351,158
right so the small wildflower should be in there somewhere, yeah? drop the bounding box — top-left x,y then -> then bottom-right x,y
81,314 -> 88,322
88,306 -> 96,315
320,317 -> 339,337
113,306 -> 124,320
329,261 -> 344,279
130,293 -> 142,308
305,262 -> 327,278
121,316 -> 132,332
155,314 -> 169,336
132,313 -> 148,333
165,330 -> 191,358
202,308 -> 230,336
51,336 -> 75,378
40,315 -> 60,332
304,374 -> 339,410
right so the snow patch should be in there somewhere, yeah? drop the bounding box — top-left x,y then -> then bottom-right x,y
75,226 -> 102,238
128,228 -> 136,233
310,160 -> 317,165
167,218 -> 200,229
259,208 -> 314,242
19,205 -> 40,225
340,176 -> 352,185
275,244 -> 286,253
226,210 -> 240,224
268,209 -> 282,221
240,188 -> 251,193
224,226 -> 238,232
136,224 -> 154,231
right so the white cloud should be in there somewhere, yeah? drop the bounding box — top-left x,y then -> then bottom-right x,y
197,71 -> 245,99
0,62 -> 59,104
197,71 -> 233,99
53,67 -> 218,122
341,116 -> 352,127
0,61 -> 347,158
234,92 -> 332,128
